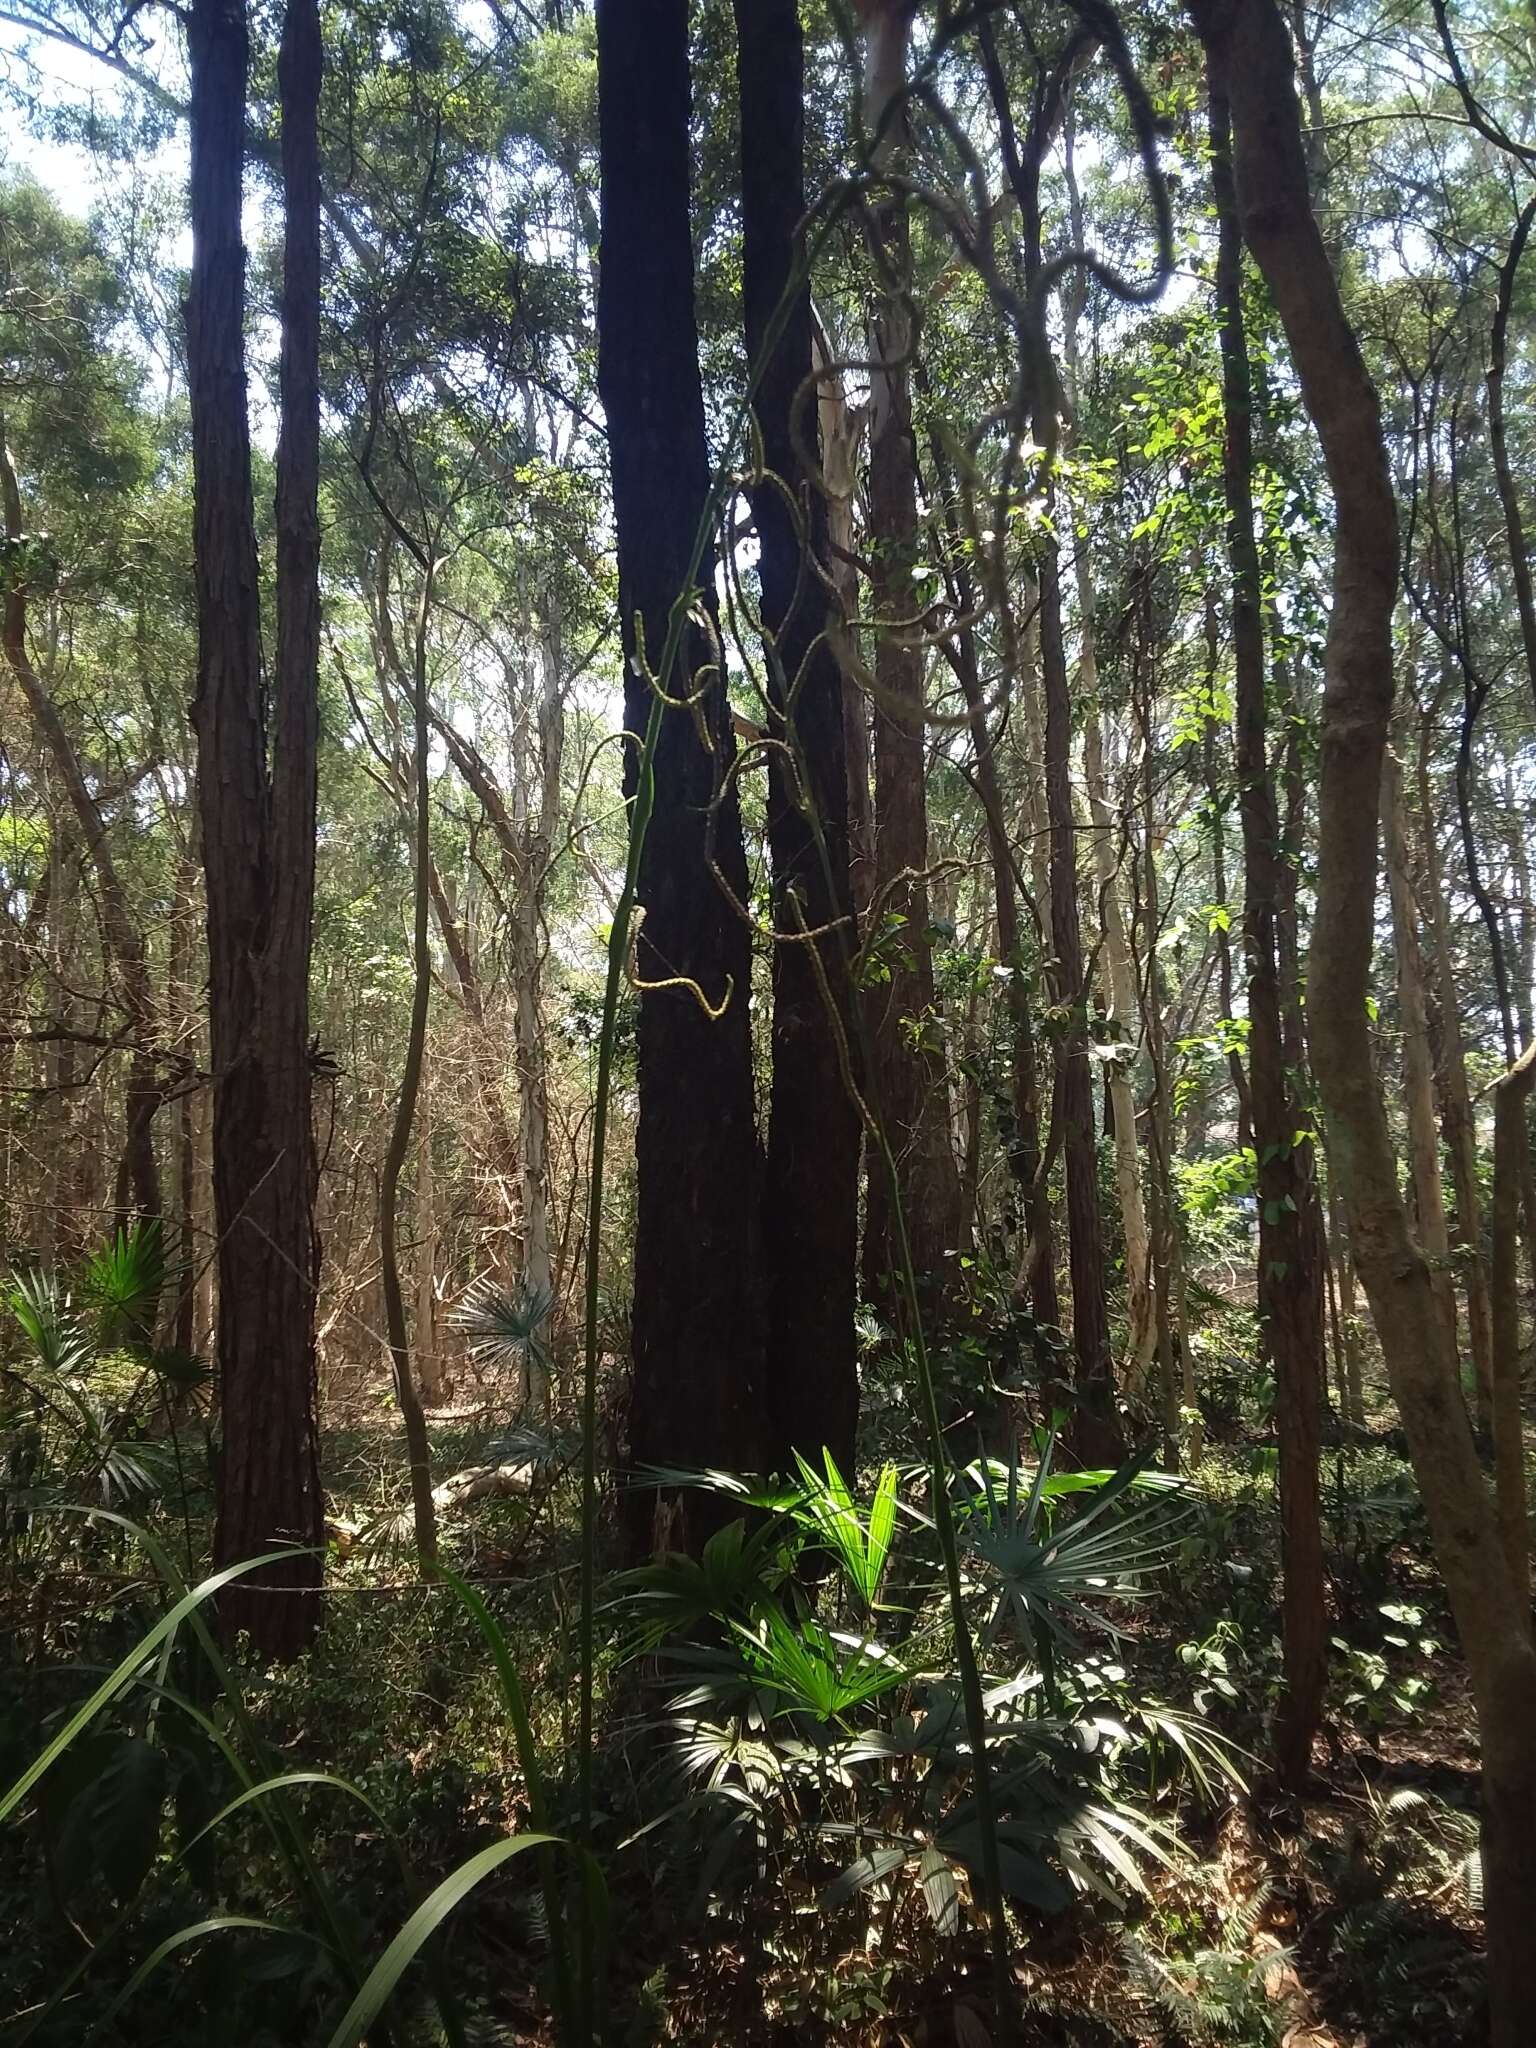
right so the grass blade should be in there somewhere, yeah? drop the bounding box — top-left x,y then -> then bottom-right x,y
323,1833 -> 557,2048
86,1917 -> 311,2040
0,1549 -> 304,1824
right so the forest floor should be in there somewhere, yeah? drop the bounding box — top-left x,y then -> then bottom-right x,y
0,1366 -> 1502,2047
300,1393 -> 1491,2046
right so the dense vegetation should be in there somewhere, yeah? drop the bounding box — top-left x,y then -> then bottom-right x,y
1,0 -> 1534,2040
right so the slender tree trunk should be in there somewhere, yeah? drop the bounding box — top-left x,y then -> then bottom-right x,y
1201,610 -> 1253,1144
813,328 -> 875,925
1131,587 -> 1198,1465
1084,705 -> 1155,1387
168,848 -> 200,1359
859,48 -> 962,1299
188,0 -> 324,1655
1041,550 -> 1123,1464
736,0 -> 860,1475
415,1078 -> 443,1407
0,443 -> 161,1227
1059,136 -> 1153,1387
1491,1043 -> 1534,1602
596,0 -> 765,1547
1192,1 -> 1536,2032
1488,198 -> 1536,727
1208,67 -> 1326,1788
42,830 -> 78,1260
1383,744 -> 1457,1345
378,570 -> 439,1564
1417,722 -> 1496,1428
988,46 -> 1121,1462
1324,1154 -> 1366,1425
927,431 -> 1058,1344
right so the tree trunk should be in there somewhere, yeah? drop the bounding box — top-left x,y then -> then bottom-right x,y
0,443 -> 161,1228
377,568 -> 439,1564
168,847 -> 201,1359
1491,1042 -> 1534,1602
1083,703 -> 1155,1388
415,1080 -> 443,1407
735,0 -> 860,1476
1191,0 -> 1536,2032
1041,549 -> 1123,1465
188,0 -> 324,1656
1416,717 -> 1495,1427
1059,144 -> 1155,1389
1323,1153 -> 1366,1425
859,54 -> 963,1301
596,0 -> 765,1546
1383,744 -> 1457,1346
812,324 -> 874,924
1208,65 -> 1326,1789
1487,199 -> 1536,726
925,425 -> 1059,1350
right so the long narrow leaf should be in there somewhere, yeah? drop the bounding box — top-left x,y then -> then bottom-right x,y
182,1771 -> 391,1855
86,1917 -> 308,2041
0,1549 -> 304,1823
323,1834 -> 559,2048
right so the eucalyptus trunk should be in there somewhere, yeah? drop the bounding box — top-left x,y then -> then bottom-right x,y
596,0 -> 765,1548
1208,67 -> 1325,1788
859,57 -> 962,1300
1191,0 -> 1536,2030
736,0 -> 860,1474
188,0 -> 324,1655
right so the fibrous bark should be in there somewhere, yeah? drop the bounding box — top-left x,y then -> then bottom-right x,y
735,0 -> 860,1475
596,0 -> 765,1545
188,0 -> 324,1655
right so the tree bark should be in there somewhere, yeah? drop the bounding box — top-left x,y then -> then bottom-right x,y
1190,0 -> 1536,2031
1060,134 -> 1155,1389
415,1077 -> 443,1408
377,565 -> 439,1564
1487,199 -> 1536,726
858,52 -> 963,1300
1416,714 -> 1495,1427
1041,551 -> 1123,1464
596,0 -> 765,1546
1383,744 -> 1456,1345
1208,65 -> 1326,1789
735,0 -> 860,1476
1491,1042 -> 1534,1602
0,443 -> 162,1228
188,0 -> 324,1656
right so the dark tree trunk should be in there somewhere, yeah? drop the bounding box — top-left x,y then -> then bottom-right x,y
1209,72 -> 1326,1788
188,0 -> 324,1657
1040,552 -> 1124,1464
735,0 -> 860,1477
1488,199 -> 1536,726
596,0 -> 764,1547
1189,2 -> 1536,2036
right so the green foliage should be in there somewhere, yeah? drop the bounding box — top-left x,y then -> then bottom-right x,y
1126,1878 -> 1296,2045
610,1444 -> 1240,1959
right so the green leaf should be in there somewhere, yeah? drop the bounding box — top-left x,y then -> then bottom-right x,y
0,1549 -> 307,1826
182,1770 -> 391,1857
918,1844 -> 960,1937
323,1834 -> 561,2048
821,1844 -> 910,1906
86,1917 -> 312,2040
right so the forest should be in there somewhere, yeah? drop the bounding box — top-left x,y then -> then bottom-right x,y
1,0 -> 1534,2040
